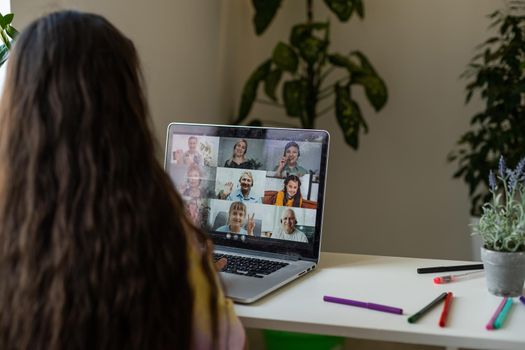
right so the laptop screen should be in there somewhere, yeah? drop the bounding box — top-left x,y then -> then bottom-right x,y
165,123 -> 329,261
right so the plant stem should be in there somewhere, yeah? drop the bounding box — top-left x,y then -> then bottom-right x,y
307,0 -> 313,21
298,0 -> 317,129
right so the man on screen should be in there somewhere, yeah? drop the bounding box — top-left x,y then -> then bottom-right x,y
272,209 -> 308,243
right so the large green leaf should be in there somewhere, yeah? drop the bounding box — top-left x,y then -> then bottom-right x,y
290,22 -> 328,47
0,14 -> 5,29
350,50 -> 378,74
2,13 -> 13,26
272,42 -> 299,72
236,59 -> 272,123
283,80 -> 306,117
252,0 -> 282,35
327,53 -> 362,73
350,51 -> 388,111
354,75 -> 388,111
354,0 -> 365,18
6,25 -> 18,40
335,83 -> 363,149
264,69 -> 282,101
290,22 -> 329,64
323,0 -> 354,22
300,36 -> 326,65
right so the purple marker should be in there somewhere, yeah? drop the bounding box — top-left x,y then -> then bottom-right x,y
520,296 -> 525,305
323,295 -> 403,315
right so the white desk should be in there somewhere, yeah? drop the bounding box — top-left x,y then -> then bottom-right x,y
234,252 -> 525,350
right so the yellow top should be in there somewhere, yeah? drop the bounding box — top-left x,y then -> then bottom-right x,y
273,191 -> 303,207
187,236 -> 245,349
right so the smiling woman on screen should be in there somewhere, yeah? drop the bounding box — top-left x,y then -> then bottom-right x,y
224,138 -> 260,169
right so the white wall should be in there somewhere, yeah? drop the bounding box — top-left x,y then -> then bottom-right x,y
11,0 -> 502,260
222,0 -> 501,260
12,0 -> 227,159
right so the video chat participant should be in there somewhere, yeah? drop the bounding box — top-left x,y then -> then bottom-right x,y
180,164 -> 209,199
274,141 -> 308,178
224,138 -> 258,169
216,202 -> 255,235
218,171 -> 261,203
273,174 -> 303,207
272,209 -> 308,243
173,135 -> 204,166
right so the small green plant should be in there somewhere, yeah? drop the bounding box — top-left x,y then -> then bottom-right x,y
0,12 -> 18,67
473,156 -> 525,252
235,0 -> 388,150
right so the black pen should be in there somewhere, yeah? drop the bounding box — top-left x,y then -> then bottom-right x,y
416,264 -> 483,274
408,292 -> 448,323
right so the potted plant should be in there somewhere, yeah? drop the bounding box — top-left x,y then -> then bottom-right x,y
473,156 -> 525,296
236,0 -> 388,150
448,1 -> 525,217
0,12 -> 18,67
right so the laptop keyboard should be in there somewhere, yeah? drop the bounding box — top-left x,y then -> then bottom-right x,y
213,253 -> 289,278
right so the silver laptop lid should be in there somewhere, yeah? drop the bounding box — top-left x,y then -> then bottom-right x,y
164,123 -> 329,262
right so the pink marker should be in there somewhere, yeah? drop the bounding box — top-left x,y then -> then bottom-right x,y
486,298 -> 508,330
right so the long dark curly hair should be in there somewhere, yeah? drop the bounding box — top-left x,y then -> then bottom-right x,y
0,11 -> 219,349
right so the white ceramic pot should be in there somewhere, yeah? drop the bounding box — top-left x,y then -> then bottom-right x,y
481,247 -> 525,297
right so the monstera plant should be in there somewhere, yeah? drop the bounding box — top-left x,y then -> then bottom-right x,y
235,0 -> 388,149
0,12 -> 18,67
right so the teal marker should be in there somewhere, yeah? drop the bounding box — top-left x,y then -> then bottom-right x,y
493,298 -> 513,329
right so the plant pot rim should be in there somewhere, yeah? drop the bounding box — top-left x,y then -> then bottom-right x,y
481,246 -> 525,254
481,245 -> 525,253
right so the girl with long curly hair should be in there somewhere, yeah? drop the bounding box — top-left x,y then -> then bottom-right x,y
0,10 -> 244,350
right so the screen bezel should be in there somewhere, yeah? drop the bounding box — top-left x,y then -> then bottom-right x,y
165,122 -> 330,262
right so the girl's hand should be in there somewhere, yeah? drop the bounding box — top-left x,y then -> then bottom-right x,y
276,156 -> 286,177
215,257 -> 227,271
246,213 -> 255,236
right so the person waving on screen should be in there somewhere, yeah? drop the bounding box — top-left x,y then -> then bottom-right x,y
274,141 -> 308,178
219,171 -> 261,203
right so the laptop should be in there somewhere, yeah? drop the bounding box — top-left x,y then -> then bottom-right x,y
164,123 -> 329,303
